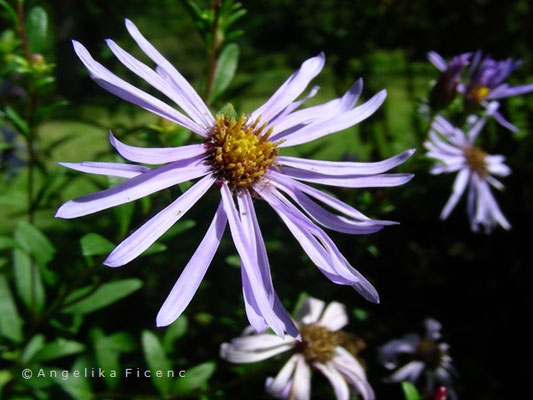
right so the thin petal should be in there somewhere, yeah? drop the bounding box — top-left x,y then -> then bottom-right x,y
156,200 -> 226,326
279,167 -> 414,188
71,40 -> 206,136
109,131 -> 207,165
427,51 -> 447,71
440,168 -> 470,220
492,110 -> 519,132
220,341 -> 294,364
488,83 -> 533,99
314,363 -> 350,400
319,302 -> 348,331
290,355 -> 311,400
104,174 -> 215,267
266,354 -> 299,397
55,157 -> 210,219
388,360 -> 425,383
250,53 -> 326,124
124,19 -> 214,128
295,297 -> 325,325
277,149 -> 414,176
58,161 -> 149,178
477,179 -> 511,230
229,333 -> 296,352
333,348 -> 376,400
220,184 -> 287,337
279,90 -> 386,147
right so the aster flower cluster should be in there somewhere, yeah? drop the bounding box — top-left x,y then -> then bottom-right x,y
221,297 -> 375,400
424,50 -> 531,233
56,19 -> 414,338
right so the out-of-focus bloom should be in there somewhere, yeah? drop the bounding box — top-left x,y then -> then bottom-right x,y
424,107 -> 511,233
220,297 -> 375,400
56,19 -> 414,337
379,318 -> 456,399
464,51 -> 533,131
427,51 -> 470,108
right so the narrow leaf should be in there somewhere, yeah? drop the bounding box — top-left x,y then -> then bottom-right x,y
80,233 -> 115,256
32,338 -> 85,362
174,361 -> 216,394
26,6 -> 48,53
211,43 -> 239,101
142,330 -> 172,396
15,221 -> 56,267
13,248 -> 46,313
0,275 -> 23,343
402,381 -> 422,400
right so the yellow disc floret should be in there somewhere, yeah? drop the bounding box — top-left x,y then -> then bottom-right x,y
464,146 -> 488,176
469,85 -> 491,103
207,106 -> 281,189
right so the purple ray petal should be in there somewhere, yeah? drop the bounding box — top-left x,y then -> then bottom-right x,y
477,178 -> 511,230
237,191 -> 300,338
271,78 -> 363,140
156,199 -> 226,326
492,110 -> 519,132
58,161 -> 149,178
230,333 -> 296,352
105,38 -> 211,127
440,168 -> 470,220
333,348 -> 376,400
250,53 -> 326,124
314,363 -> 350,400
268,171 -> 371,220
220,184 -> 288,337
71,40 -> 206,136
270,177 -> 390,234
291,355 -> 311,400
279,89 -> 386,147
220,341 -> 294,364
266,354 -> 299,396
268,85 -> 320,128
124,19 -> 214,128
109,131 -> 207,165
427,51 -> 447,71
319,302 -> 348,331
104,174 -> 215,267
278,148 -> 414,176
55,156 -> 210,219
279,167 -> 414,188
294,297 -> 325,325
488,83 -> 533,99
241,267 -> 269,333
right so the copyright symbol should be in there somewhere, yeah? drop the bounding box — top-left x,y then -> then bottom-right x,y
22,369 -> 32,379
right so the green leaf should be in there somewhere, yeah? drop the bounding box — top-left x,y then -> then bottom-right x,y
32,338 -> 85,363
13,248 -> 46,313
0,370 -> 13,398
174,361 -> 216,394
26,6 -> 48,53
401,381 -> 422,400
61,279 -> 143,315
0,0 -> 18,25
79,233 -> 114,256
162,316 -> 188,352
211,43 -> 239,101
0,236 -> 18,251
21,334 -> 46,363
225,254 -> 240,267
3,106 -> 29,136
93,331 -> 134,389
113,202 -> 135,238
142,330 -> 172,396
143,242 -> 167,256
54,356 -> 93,400
15,221 -> 56,267
0,275 -> 23,343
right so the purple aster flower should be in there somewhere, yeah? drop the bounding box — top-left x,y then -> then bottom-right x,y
55,19 -> 414,337
427,51 -> 471,108
220,297 -> 375,400
379,318 -> 457,399
424,108 -> 511,233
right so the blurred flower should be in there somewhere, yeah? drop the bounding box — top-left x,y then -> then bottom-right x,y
424,108 -> 511,233
464,51 -> 533,131
427,51 -> 470,108
220,297 -> 375,400
56,19 -> 414,336
379,318 -> 456,399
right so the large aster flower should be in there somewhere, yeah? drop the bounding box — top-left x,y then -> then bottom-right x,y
379,318 -> 457,399
55,19 -> 414,337
424,108 -> 511,233
220,297 -> 375,400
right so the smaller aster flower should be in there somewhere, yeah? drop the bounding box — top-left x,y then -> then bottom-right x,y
427,51 -> 471,108
379,318 -> 457,399
220,297 -> 375,400
424,107 -> 511,233
464,51 -> 533,131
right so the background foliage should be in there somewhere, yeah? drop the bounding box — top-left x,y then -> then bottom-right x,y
1,0 -> 532,399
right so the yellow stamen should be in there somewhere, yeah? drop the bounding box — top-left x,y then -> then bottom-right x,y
469,86 -> 491,102
207,106 -> 282,189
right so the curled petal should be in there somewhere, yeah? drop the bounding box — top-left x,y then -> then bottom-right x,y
314,363 -> 350,400
319,302 -> 348,331
58,161 -> 149,178
295,297 -> 325,325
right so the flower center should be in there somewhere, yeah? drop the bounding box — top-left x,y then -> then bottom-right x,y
464,146 -> 488,176
206,107 -> 280,189
469,85 -> 491,103
416,340 -> 444,369
298,325 -> 366,364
